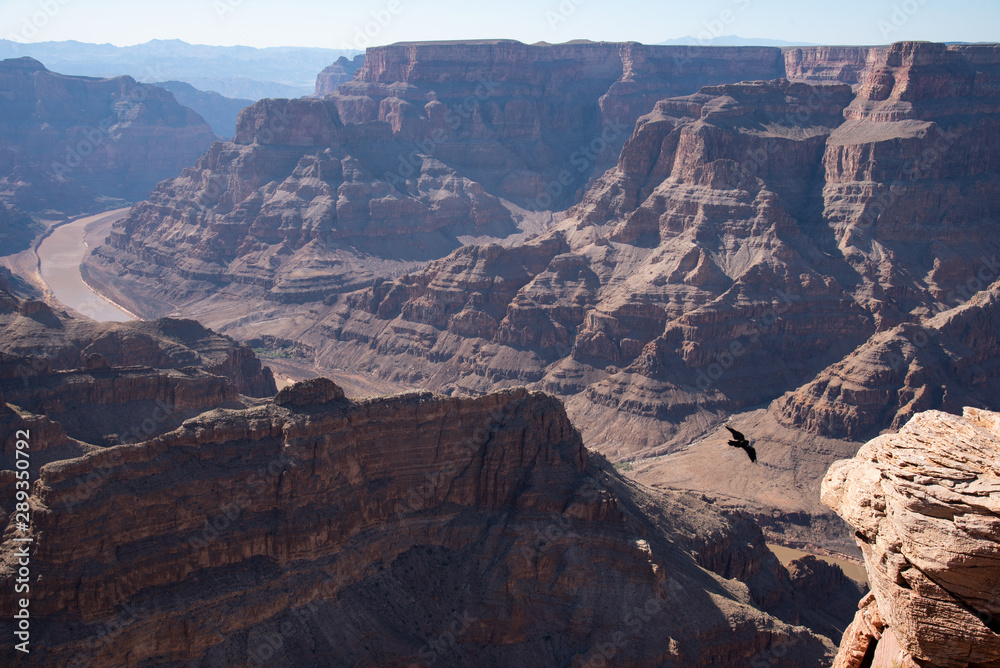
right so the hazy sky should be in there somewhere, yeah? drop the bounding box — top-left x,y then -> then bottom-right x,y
1,0 -> 997,49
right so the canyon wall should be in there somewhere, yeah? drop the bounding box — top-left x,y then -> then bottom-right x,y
85,41 -> 1000,554
0,57 -> 217,215
0,375 -> 848,666
0,289 -> 275,450
313,54 -> 365,97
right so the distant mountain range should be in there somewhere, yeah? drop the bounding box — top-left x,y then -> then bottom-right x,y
0,39 -> 359,99
659,35 -> 822,46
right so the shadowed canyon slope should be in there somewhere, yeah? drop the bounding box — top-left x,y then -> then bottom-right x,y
0,364 -> 856,666
86,41 -> 1000,554
0,284 -> 861,665
0,57 -> 217,216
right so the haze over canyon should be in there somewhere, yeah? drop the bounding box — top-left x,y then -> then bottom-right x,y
0,29 -> 998,668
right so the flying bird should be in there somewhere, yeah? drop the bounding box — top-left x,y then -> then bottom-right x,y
725,425 -> 757,463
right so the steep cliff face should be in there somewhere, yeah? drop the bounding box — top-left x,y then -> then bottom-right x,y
823,407 -> 1000,668
0,378 -> 842,667
312,78 -> 867,448
782,46 -> 888,85
313,54 -> 365,97
82,41 -> 1000,557
90,96 -> 519,311
0,57 -> 217,214
773,40 -> 1000,437
89,41 -> 791,315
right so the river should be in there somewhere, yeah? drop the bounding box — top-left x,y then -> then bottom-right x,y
37,208 -> 136,322
767,543 -> 869,586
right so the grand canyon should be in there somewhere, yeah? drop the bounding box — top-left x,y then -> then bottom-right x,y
0,14 -> 998,668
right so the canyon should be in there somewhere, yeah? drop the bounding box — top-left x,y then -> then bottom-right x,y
84,40 -> 1000,556
0,36 -> 997,666
0,56 -> 217,216
0,282 -> 861,665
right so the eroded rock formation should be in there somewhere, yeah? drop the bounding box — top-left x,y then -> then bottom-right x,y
89,40 -> 792,313
0,377 -> 848,667
0,57 -> 217,214
313,54 -> 365,97
84,41 -> 1000,555
823,407 -> 1000,667
0,288 -> 275,449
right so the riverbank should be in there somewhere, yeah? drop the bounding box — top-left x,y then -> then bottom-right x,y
36,208 -> 137,321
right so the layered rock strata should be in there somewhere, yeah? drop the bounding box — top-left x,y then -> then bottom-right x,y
84,42 -> 1000,555
89,40 -> 790,312
313,54 -> 365,97
823,407 -> 1000,667
0,57 -> 216,214
0,288 -> 275,448
0,379 -> 844,667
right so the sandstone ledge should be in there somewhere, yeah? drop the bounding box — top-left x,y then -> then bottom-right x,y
823,407 -> 1000,667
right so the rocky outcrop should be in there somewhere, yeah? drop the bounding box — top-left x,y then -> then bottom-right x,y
0,288 -> 276,446
823,407 -> 1000,667
0,57 -> 217,214
0,379 -> 844,667
782,46 -> 887,85
313,54 -> 365,97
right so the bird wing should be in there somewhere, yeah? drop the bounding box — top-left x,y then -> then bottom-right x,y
725,425 -> 745,441
745,446 -> 757,463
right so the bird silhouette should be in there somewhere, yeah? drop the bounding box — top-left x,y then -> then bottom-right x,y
725,425 -> 757,463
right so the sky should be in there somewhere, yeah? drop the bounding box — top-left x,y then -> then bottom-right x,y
1,0 -> 997,50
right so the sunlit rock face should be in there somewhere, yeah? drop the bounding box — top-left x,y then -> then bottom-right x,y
824,407 -> 1000,668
